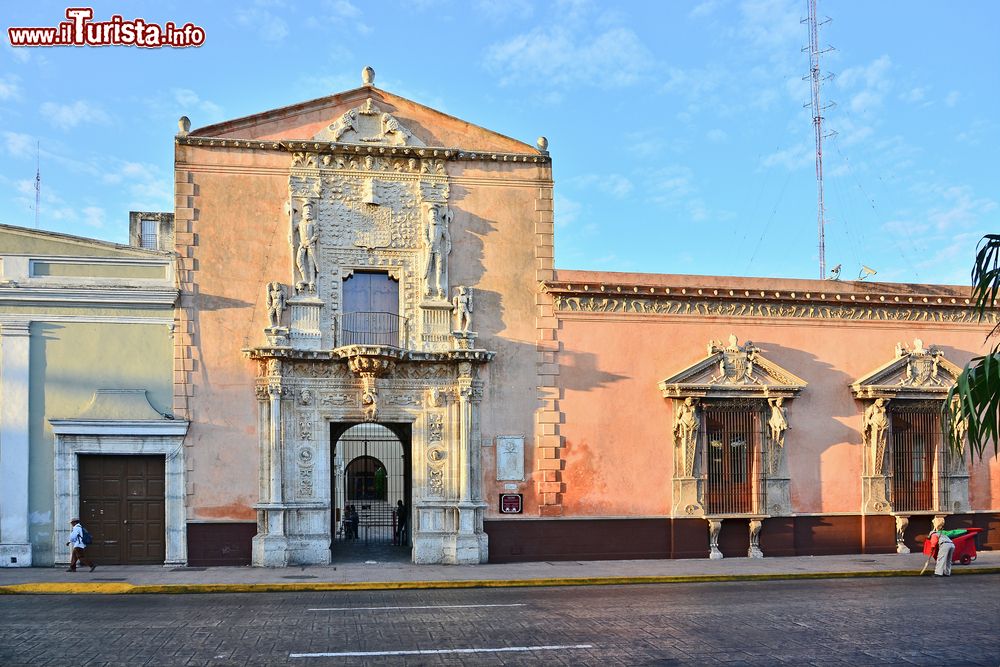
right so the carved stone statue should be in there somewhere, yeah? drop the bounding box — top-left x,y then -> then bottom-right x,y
423,204 -> 452,299
265,282 -> 286,328
362,384 -> 378,422
453,286 -> 473,333
673,397 -> 700,477
290,200 -> 319,293
863,398 -> 890,475
767,397 -> 788,474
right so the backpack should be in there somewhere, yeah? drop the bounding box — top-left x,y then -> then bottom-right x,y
80,527 -> 93,546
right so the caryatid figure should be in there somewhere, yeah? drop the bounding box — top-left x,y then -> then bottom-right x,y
453,286 -> 473,333
291,200 -> 319,293
767,397 -> 788,474
265,282 -> 286,328
673,397 -> 700,476
864,398 -> 890,475
423,204 -> 452,299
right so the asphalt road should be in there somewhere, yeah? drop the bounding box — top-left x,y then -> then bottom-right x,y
1,575 -> 998,666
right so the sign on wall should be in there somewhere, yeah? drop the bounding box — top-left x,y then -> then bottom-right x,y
500,493 -> 523,514
496,435 -> 524,481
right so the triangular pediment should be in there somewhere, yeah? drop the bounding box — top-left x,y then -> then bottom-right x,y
851,339 -> 962,399
659,334 -> 807,399
187,85 -> 539,154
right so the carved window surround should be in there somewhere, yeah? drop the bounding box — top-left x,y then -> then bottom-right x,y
659,335 -> 806,538
852,340 -> 969,521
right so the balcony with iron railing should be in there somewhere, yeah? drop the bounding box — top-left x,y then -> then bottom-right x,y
337,311 -> 408,348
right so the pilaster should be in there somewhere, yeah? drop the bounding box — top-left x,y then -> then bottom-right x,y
0,321 -> 32,566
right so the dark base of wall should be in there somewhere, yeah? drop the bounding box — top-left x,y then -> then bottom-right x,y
187,523 -> 256,566
485,514 -> 999,563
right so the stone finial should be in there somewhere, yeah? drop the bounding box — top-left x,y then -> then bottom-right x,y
178,116 -> 191,136
362,66 -> 375,86
536,136 -> 549,152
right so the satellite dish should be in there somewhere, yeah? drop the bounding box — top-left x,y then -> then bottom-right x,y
826,264 -> 842,281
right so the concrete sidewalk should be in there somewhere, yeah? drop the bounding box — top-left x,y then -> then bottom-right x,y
2,550 -> 998,595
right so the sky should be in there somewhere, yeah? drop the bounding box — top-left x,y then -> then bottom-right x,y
1,0 -> 997,285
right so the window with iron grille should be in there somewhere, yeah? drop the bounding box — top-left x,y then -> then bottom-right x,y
890,404 -> 946,512
139,219 -> 158,249
703,403 -> 766,515
341,271 -> 402,346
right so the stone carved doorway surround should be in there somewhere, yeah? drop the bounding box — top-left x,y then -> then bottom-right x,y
851,339 -> 970,554
246,346 -> 492,566
659,335 -> 807,559
49,390 -> 189,566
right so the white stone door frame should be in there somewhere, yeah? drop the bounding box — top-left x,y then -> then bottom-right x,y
50,420 -> 189,566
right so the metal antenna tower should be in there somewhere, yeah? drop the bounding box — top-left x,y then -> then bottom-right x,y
803,0 -> 834,279
34,141 -> 40,229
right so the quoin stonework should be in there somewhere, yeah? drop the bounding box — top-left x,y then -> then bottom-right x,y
1,68 -> 996,568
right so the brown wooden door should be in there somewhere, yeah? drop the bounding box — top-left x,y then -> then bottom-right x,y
79,455 -> 165,564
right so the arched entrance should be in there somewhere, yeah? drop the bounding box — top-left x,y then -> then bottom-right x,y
331,422 -> 411,561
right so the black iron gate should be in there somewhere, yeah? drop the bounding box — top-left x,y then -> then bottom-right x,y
331,423 -> 410,552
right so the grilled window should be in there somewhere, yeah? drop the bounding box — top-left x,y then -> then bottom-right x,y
890,407 -> 942,512
703,405 -> 765,515
139,219 -> 158,249
341,271 -> 401,346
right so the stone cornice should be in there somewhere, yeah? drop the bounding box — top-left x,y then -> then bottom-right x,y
0,286 -> 179,308
175,135 -> 550,164
49,419 -> 190,436
543,280 -> 995,324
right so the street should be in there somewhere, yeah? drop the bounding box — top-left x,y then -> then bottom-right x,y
1,575 -> 998,666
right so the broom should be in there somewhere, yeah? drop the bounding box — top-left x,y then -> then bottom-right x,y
919,533 -> 938,575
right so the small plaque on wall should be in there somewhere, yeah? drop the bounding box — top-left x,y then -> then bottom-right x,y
496,435 -> 525,481
500,493 -> 523,514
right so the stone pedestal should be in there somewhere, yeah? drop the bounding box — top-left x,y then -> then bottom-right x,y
748,519 -> 764,558
419,300 -> 453,352
862,475 -> 892,514
894,515 -> 910,554
452,330 -> 478,350
264,326 -> 289,346
289,297 -> 323,350
708,519 -> 723,559
765,477 -> 791,516
672,477 -> 705,517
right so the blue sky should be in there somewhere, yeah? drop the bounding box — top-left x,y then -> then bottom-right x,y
1,1 -> 996,285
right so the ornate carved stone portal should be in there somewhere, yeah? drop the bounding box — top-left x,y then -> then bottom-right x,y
852,339 -> 968,520
243,90 -> 494,566
660,334 -> 807,558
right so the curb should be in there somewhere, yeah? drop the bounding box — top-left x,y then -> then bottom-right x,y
2,567 -> 998,595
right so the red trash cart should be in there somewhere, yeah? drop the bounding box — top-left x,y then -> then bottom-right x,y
923,528 -> 983,565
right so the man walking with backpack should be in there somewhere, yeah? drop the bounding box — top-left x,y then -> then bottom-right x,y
65,518 -> 96,572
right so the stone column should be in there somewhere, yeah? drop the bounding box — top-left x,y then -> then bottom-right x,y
252,363 -> 290,567
445,363 -> 488,564
0,321 -> 32,567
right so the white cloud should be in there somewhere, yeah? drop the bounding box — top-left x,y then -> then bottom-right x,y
689,0 -> 722,18
567,174 -> 633,199
554,193 -> 582,228
235,7 -> 289,42
837,55 -> 892,115
761,142 -> 813,171
40,100 -> 110,130
737,0 -> 802,53
485,4 -> 654,90
924,184 -> 996,232
2,131 -> 35,158
82,206 -> 105,228
900,86 -> 927,104
477,0 -> 534,20
0,75 -> 20,101
944,90 -> 960,108
707,128 -> 728,143
172,89 -> 225,123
